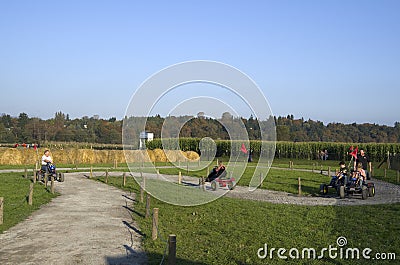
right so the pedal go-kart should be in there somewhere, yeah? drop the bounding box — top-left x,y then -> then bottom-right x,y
320,173 -> 346,196
338,176 -> 375,200
206,167 -> 236,191
36,163 -> 65,182
210,175 -> 236,191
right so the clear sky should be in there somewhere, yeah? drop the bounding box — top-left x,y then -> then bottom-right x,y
0,0 -> 399,125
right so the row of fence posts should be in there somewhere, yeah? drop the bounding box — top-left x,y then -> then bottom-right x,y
135,170 -> 176,264
0,167 -> 59,225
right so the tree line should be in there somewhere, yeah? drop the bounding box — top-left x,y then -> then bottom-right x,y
1,112 -> 399,144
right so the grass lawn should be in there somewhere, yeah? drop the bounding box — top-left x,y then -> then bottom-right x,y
156,166 -> 328,195
0,173 -> 58,234
93,176 -> 400,265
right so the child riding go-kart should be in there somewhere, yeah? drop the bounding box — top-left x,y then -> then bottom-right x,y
320,161 -> 348,196
320,152 -> 375,199
36,150 -> 64,182
205,162 -> 236,191
338,164 -> 375,200
37,162 -> 65,182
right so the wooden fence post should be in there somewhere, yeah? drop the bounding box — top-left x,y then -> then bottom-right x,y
397,170 -> 399,183
0,197 -> 3,225
145,194 -> 150,218
90,166 -> 93,179
122,172 -> 126,187
289,161 -> 291,169
201,177 -> 205,191
24,167 -> 28,178
33,169 -> 37,184
28,183 -> 34,205
312,163 -> 315,173
114,159 -> 117,169
44,173 -> 48,187
260,172 -> 263,186
168,234 -> 177,265
105,169 -> 109,184
298,177 -> 302,196
328,167 -> 331,176
51,176 -> 55,194
384,169 -> 387,178
140,171 -> 145,203
152,208 -> 159,240
178,171 -> 182,185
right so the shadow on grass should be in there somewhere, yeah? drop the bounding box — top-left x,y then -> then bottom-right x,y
122,194 -> 137,202
123,220 -> 145,237
123,205 -> 145,218
105,246 -> 208,265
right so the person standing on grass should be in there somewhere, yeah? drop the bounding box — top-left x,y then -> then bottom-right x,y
354,149 -> 372,180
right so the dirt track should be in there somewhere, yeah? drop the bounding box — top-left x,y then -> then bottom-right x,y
226,178 -> 400,206
0,173 -> 146,265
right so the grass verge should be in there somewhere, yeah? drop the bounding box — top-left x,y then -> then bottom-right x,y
0,173 -> 58,234
93,175 -> 400,265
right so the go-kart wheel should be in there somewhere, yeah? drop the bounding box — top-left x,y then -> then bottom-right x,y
339,185 -> 345,199
368,185 -> 375,197
320,184 -> 328,195
227,181 -> 235,190
58,173 -> 65,182
361,186 -> 368,200
211,181 -> 217,191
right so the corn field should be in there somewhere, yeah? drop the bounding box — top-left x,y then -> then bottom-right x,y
146,139 -> 400,162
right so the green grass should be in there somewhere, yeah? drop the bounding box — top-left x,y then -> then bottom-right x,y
92,175 -> 400,265
371,168 -> 400,185
157,165 -> 330,195
0,173 -> 58,234
272,158 -> 342,170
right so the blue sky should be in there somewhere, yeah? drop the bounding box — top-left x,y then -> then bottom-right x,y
0,0 -> 399,125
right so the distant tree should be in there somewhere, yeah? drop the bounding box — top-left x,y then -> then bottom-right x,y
18,113 -> 29,128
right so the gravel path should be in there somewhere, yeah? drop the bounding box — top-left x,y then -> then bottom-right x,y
225,178 -> 400,206
0,173 -> 146,265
